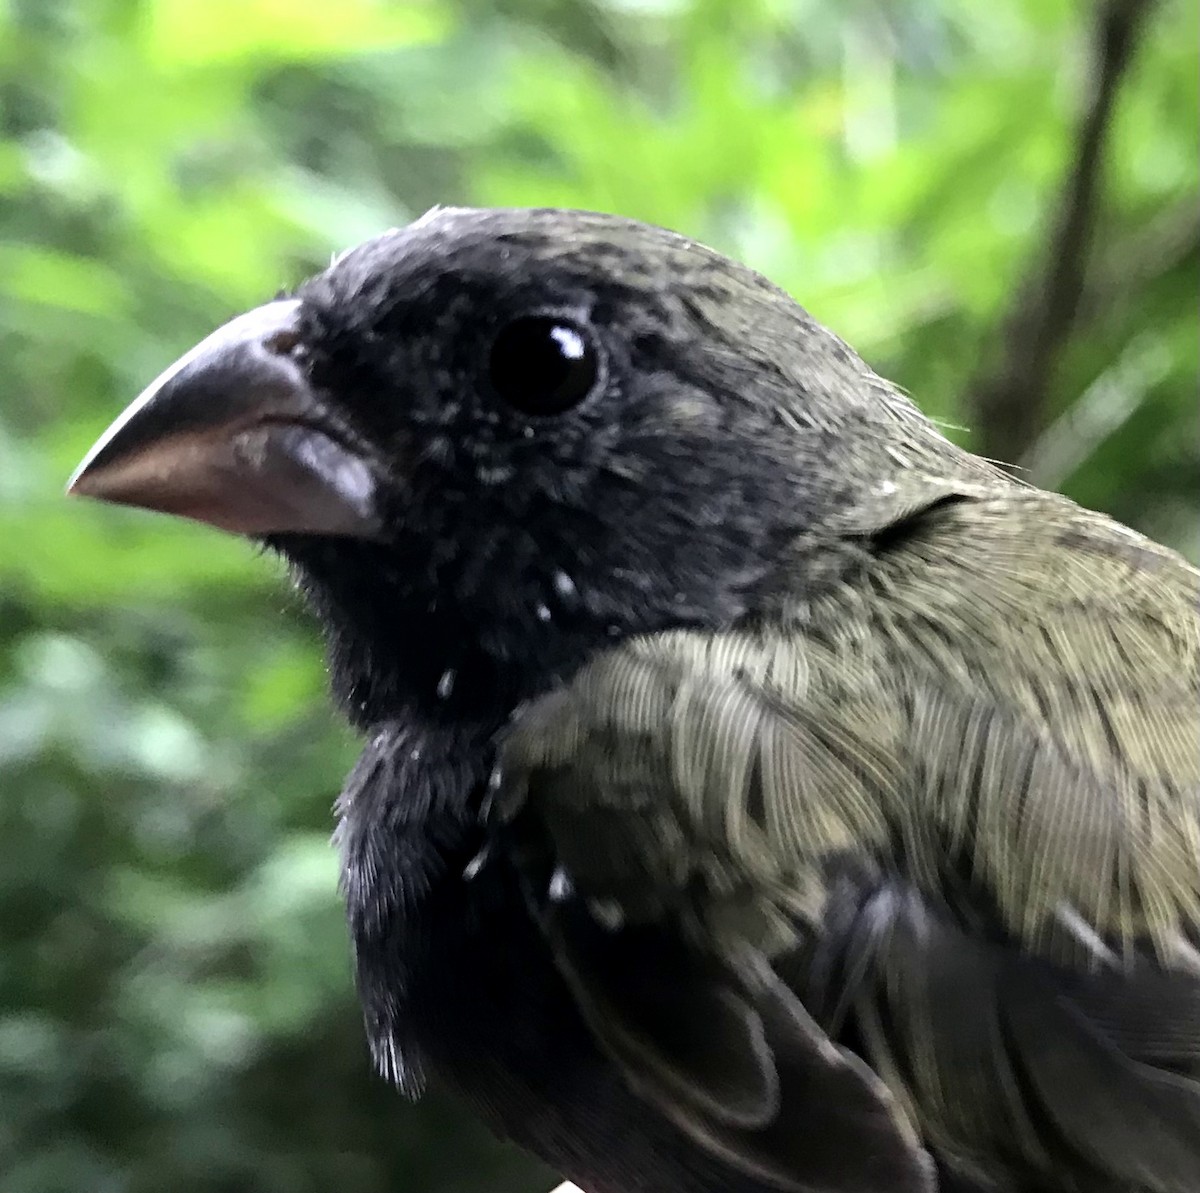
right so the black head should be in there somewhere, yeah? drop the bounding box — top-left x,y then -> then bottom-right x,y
68,207 -> 920,729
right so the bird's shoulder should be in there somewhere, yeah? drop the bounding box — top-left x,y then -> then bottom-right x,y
790,483 -> 1200,775
502,484 -> 1200,957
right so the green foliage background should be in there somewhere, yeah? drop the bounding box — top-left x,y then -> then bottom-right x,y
1,1 -> 1196,1190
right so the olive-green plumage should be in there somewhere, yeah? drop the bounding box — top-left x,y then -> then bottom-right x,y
502,463 -> 1200,1191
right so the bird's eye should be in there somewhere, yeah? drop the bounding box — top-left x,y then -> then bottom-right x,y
487,316 -> 600,416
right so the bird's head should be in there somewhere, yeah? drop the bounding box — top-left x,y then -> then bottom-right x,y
69,207 -> 931,728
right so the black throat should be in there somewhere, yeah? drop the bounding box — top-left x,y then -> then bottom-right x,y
273,536 -> 608,731
265,532 -> 650,1086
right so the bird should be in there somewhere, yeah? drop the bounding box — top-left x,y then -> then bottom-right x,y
69,207 -> 1200,1193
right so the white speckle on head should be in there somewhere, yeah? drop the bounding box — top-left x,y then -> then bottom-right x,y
409,206 -> 444,230
463,846 -> 490,881
877,480 -> 897,496
548,866 -> 574,903
552,569 -> 578,599
535,602 -> 552,623
436,668 -> 456,700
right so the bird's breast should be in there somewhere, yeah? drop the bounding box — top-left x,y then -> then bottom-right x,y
344,764 -> 807,1193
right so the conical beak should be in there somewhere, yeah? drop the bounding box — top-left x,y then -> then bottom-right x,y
67,300 -> 383,539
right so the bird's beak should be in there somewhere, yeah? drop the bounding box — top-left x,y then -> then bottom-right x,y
67,300 -> 384,539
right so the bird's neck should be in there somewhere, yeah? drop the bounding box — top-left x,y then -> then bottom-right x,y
275,537 -> 605,733
320,596 -> 542,733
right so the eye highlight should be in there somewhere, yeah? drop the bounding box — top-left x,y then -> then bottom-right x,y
487,316 -> 601,416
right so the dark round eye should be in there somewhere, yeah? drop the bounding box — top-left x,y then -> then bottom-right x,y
487,316 -> 600,416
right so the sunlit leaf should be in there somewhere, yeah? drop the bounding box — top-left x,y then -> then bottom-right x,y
143,0 -> 449,67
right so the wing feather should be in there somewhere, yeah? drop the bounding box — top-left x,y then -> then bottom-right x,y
501,489 -> 1200,1191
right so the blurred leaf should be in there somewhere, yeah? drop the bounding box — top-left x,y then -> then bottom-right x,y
144,0 -> 449,66
0,245 -> 131,316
